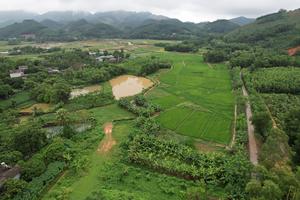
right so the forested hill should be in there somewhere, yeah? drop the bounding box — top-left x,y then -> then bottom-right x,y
0,20 -> 46,38
0,17 -> 242,41
0,19 -> 123,40
2,8 -> 300,44
229,16 -> 255,26
225,9 -> 300,49
0,10 -> 168,29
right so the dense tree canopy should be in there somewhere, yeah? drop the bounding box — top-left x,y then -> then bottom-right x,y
12,123 -> 47,157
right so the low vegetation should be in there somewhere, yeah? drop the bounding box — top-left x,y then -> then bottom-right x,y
1,9 -> 300,197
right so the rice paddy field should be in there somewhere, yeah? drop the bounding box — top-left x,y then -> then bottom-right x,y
0,39 -> 234,199
42,105 -> 225,200
147,52 -> 234,144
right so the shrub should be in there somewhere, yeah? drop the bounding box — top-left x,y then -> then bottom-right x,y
15,161 -> 65,200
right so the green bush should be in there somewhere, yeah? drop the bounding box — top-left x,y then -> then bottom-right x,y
126,134 -> 251,195
15,161 -> 65,200
139,58 -> 171,76
164,43 -> 198,53
118,96 -> 161,117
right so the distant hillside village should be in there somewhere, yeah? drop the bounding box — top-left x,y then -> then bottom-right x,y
6,47 -> 129,80
9,66 -> 60,78
91,49 -> 130,63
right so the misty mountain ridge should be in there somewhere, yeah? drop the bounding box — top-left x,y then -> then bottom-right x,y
0,10 -> 254,28
0,10 -> 170,29
0,10 -> 257,41
229,16 -> 255,26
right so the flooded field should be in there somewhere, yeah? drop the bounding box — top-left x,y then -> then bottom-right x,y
45,123 -> 92,138
110,75 -> 153,99
20,103 -> 51,113
70,85 -> 102,99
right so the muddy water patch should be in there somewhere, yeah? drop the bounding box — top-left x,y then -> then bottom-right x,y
110,75 -> 153,100
97,122 -> 115,154
70,85 -> 102,99
45,123 -> 92,138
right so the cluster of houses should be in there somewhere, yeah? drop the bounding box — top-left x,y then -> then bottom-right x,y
9,66 -> 28,78
0,162 -> 21,189
95,55 -> 117,63
0,51 -> 8,56
9,65 -> 60,79
89,51 -> 118,63
21,33 -> 36,40
47,68 -> 60,74
7,33 -> 36,43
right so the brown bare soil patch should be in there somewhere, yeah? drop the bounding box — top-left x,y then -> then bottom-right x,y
241,72 -> 258,166
195,143 -> 218,152
97,122 -> 116,154
195,142 -> 225,152
20,103 -> 51,114
288,46 -> 300,56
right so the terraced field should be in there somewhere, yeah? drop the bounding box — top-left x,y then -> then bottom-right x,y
147,52 -> 234,144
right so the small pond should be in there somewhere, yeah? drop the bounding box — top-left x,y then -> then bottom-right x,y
110,75 -> 153,100
45,123 -> 92,138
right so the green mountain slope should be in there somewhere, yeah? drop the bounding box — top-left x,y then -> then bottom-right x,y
230,16 -> 255,26
128,19 -> 240,39
0,12 -> 243,40
0,20 -> 46,38
63,19 -> 122,38
225,9 -> 300,48
204,19 -> 240,33
128,19 -> 200,39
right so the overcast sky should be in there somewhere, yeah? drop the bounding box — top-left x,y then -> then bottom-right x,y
0,0 -> 300,22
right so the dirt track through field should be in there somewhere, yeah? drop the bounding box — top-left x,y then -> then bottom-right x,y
230,105 -> 237,148
97,122 -> 116,154
241,73 -> 258,165
264,103 -> 278,129
207,63 -> 214,68
288,46 -> 300,56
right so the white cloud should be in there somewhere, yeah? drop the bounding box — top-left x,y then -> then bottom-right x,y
0,0 -> 299,22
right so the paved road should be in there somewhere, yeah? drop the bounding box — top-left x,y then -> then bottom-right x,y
241,74 -> 258,165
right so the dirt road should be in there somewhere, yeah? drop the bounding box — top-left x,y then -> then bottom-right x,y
97,122 -> 116,154
230,105 -> 237,148
241,74 -> 258,165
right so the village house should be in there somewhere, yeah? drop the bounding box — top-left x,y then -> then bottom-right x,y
18,66 -> 28,71
21,33 -> 36,40
9,69 -> 24,78
48,68 -> 60,74
89,52 -> 97,56
0,51 -> 8,55
96,55 -> 115,62
0,162 -> 21,188
108,57 -> 117,63
96,57 -> 103,62
9,66 -> 28,78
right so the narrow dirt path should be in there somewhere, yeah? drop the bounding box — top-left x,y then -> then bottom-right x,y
97,122 -> 116,154
264,102 -> 278,129
241,73 -> 258,165
207,63 -> 214,68
230,105 -> 237,148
